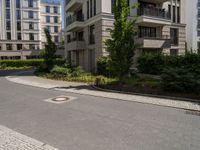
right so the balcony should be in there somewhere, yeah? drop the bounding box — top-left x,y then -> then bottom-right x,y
137,7 -> 171,26
66,39 -> 86,51
66,14 -> 84,31
65,0 -> 83,12
137,36 -> 171,48
139,0 -> 169,4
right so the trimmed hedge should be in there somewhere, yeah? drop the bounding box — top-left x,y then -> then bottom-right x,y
137,53 -> 200,75
0,59 -> 65,68
161,67 -> 200,94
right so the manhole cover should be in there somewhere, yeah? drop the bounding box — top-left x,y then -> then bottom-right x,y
52,97 -> 69,102
44,95 -> 76,104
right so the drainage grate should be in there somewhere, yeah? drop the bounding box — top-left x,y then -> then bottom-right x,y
44,95 -> 76,104
185,110 -> 200,116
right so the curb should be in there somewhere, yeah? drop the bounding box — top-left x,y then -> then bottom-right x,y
91,85 -> 200,104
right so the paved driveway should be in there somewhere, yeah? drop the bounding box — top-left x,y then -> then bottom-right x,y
0,71 -> 200,150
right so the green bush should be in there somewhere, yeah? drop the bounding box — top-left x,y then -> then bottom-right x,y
137,53 -> 200,75
161,67 -> 200,94
0,59 -> 65,68
50,65 -> 71,76
71,66 -> 85,77
97,56 -> 113,77
137,53 -> 165,75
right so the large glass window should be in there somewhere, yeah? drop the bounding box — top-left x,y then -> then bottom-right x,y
6,44 -> 12,50
28,0 -> 33,7
29,22 -> 34,30
54,26 -> 58,33
29,33 -> 34,40
7,32 -> 11,40
17,33 -> 22,40
6,21 -> 11,30
5,0 -> 10,8
28,11 -> 34,18
46,16 -> 50,23
170,28 -> 179,45
47,26 -> 51,32
46,6 -> 50,13
138,26 -> 157,38
17,21 -> 21,31
89,25 -> 95,44
16,10 -> 21,20
54,6 -> 58,13
17,44 -> 22,50
54,36 -> 59,43
16,0 -> 20,8
54,16 -> 58,23
6,9 -> 10,19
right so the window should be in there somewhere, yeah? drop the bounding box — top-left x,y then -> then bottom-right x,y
46,6 -> 50,13
89,25 -> 95,44
90,0 -> 93,18
94,0 -> 96,16
28,11 -> 34,18
17,21 -> 21,31
198,42 -> 200,50
47,26 -> 51,32
54,36 -> 59,43
6,21 -> 11,30
54,26 -> 58,33
29,33 -> 34,40
16,0 -> 20,8
54,6 -> 58,13
6,44 -> 12,50
29,22 -> 34,29
17,33 -> 22,40
198,30 -> 200,36
28,0 -> 33,7
17,44 -> 22,50
6,9 -> 10,19
170,28 -> 179,45
138,26 -> 157,38
16,10 -> 21,20
111,0 -> 115,13
54,16 -> 58,23
170,49 -> 178,56
29,44 -> 35,50
46,16 -> 50,23
7,32 -> 11,40
87,1 -> 89,19
5,0 -> 10,8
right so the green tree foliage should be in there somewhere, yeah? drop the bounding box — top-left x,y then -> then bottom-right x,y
105,0 -> 139,79
43,28 -> 57,71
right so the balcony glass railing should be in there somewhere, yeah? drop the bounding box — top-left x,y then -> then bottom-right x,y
138,7 -> 171,20
66,14 -> 84,26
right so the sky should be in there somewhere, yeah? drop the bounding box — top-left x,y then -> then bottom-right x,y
61,0 -> 65,28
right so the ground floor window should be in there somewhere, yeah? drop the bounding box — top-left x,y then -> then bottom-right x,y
17,44 -> 22,50
170,49 -> 178,56
6,44 -> 12,50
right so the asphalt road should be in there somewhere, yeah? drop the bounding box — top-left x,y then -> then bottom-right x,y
0,70 -> 200,150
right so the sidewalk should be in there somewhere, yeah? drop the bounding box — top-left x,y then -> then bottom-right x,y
6,70 -> 200,111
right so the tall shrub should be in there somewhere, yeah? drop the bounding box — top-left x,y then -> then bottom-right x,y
105,0 -> 139,79
43,28 -> 56,71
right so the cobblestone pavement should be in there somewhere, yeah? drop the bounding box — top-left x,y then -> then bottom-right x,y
0,125 -> 58,150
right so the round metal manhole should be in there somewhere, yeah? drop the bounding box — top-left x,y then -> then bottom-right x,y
44,95 -> 77,104
52,97 -> 70,102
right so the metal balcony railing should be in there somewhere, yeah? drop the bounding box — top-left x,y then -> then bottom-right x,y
66,14 -> 84,26
138,7 -> 171,20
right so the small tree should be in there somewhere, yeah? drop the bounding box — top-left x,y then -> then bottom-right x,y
105,0 -> 139,79
43,28 -> 56,71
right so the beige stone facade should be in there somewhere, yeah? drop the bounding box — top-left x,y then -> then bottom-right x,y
65,0 -> 186,72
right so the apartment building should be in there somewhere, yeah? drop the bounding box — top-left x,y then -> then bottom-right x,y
185,0 -> 200,52
40,0 -> 62,49
65,0 -> 186,72
0,0 -> 40,59
0,0 -> 62,60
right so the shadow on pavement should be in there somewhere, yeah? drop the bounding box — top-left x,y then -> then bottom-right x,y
0,69 -> 34,77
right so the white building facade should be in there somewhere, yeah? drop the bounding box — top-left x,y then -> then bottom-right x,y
40,0 -> 62,49
185,0 -> 200,52
65,0 -> 186,72
0,0 -> 62,59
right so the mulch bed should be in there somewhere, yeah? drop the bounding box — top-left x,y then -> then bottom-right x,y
98,84 -> 200,102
